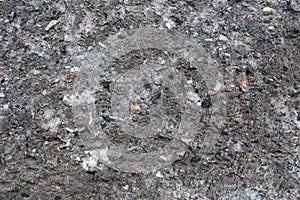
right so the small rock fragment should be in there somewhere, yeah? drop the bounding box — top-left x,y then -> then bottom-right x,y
64,34 -> 70,42
130,105 -> 141,112
170,6 -> 177,11
241,2 -> 250,7
43,109 -> 55,120
177,150 -> 186,157
98,42 -> 108,49
156,171 -> 164,178
201,97 -> 212,108
8,10 -> 16,23
0,92 -> 5,98
224,53 -> 231,58
159,155 -> 169,162
122,185 -> 129,191
207,89 -> 216,96
212,0 -> 228,9
132,186 -> 139,193
42,117 -> 61,132
234,117 -> 243,123
70,67 -> 79,73
262,7 -> 275,15
236,74 -> 248,92
173,189 -> 183,199
132,114 -> 139,121
32,69 -> 40,76
3,104 -> 9,109
225,84 -> 236,90
218,35 -> 229,42
179,168 -> 185,173
268,25 -> 275,31
67,73 -> 78,79
191,156 -> 200,163
66,127 -> 74,133
49,117 -> 61,130
187,91 -> 201,104
45,20 -> 59,31
165,19 -> 176,30
289,0 -> 300,12
204,38 -> 214,42
20,192 -> 30,198
181,138 -> 193,145
254,52 -> 261,58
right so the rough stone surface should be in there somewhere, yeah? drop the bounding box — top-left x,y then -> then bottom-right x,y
0,0 -> 299,199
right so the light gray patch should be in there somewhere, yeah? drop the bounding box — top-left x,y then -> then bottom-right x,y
68,27 -> 227,174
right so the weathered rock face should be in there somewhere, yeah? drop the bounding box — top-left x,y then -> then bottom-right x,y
1,0 -> 299,199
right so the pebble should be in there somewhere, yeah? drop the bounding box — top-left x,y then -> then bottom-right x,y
236,74 -> 248,92
187,91 -> 201,104
20,192 -> 30,198
43,110 -> 55,121
242,2 -> 250,7
268,25 -> 275,31
130,105 -> 141,112
98,42 -> 108,49
64,34 -> 70,42
8,10 -> 16,23
207,89 -> 216,96
3,104 -> 9,109
159,155 -> 169,162
132,186 -> 139,193
0,92 -> 5,98
32,69 -> 40,76
140,103 -> 148,110
224,52 -> 231,58
156,171 -> 164,178
43,117 -> 61,132
262,7 -> 275,15
212,0 -> 228,9
181,138 -> 193,145
218,35 -> 229,42
170,6 -> 177,11
254,52 -> 261,58
214,81 -> 224,92
204,38 -> 214,42
132,114 -> 139,121
45,20 -> 59,31
201,97 -> 212,108
191,156 -> 200,163
173,189 -> 183,199
165,19 -> 176,30
186,80 -> 193,85
122,185 -> 129,191
289,0 -> 300,12
66,127 -> 74,133
70,67 -> 79,73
